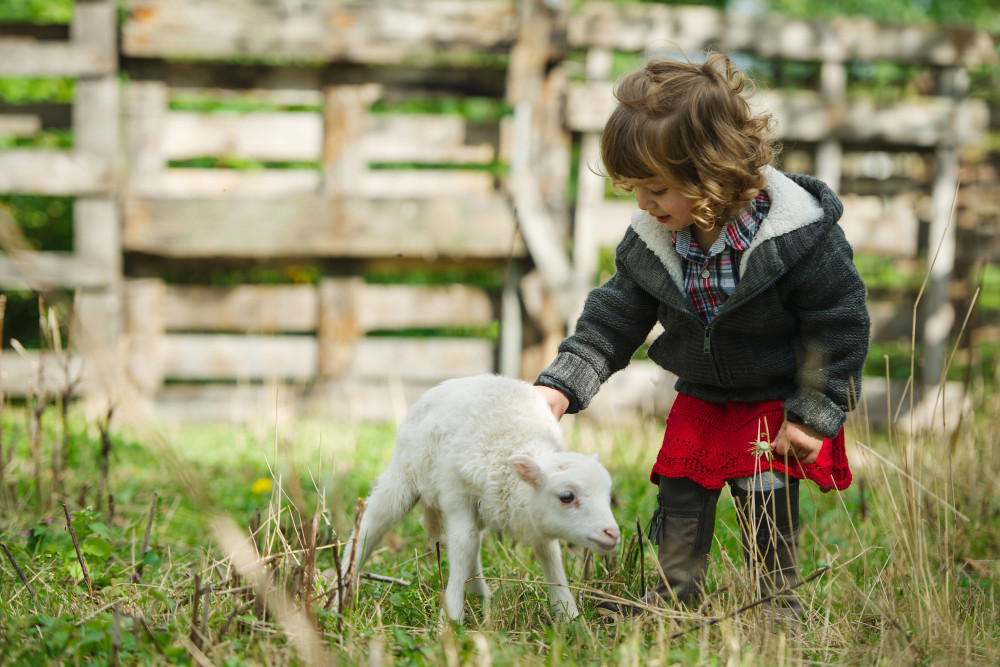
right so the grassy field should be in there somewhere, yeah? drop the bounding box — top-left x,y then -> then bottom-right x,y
0,367 -> 998,666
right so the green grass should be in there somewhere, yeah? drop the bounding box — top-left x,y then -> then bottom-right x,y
0,368 -> 998,664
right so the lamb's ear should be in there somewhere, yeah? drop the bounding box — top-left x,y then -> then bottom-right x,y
508,455 -> 545,487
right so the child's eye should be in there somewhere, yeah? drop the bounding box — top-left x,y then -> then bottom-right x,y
650,189 -> 666,195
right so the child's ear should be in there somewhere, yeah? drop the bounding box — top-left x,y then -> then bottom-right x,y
508,455 -> 544,487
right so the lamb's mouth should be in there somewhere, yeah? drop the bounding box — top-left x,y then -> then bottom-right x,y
587,536 -> 619,552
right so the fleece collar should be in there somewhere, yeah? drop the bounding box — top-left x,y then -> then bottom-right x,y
630,166 -> 825,293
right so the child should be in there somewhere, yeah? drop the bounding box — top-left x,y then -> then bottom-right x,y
533,52 -> 870,620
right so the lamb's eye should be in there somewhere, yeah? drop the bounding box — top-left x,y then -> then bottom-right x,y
558,491 -> 575,504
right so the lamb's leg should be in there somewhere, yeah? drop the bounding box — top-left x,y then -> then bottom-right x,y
467,543 -> 491,599
534,539 -> 578,620
441,505 -> 481,623
340,467 -> 419,594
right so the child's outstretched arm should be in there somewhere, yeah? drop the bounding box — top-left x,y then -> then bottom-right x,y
782,224 -> 871,439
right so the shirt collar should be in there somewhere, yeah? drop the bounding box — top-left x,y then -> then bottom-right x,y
671,191 -> 770,254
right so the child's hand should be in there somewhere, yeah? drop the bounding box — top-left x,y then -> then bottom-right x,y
533,385 -> 570,420
771,420 -> 823,465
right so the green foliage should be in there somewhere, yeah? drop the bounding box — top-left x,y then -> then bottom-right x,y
0,77 -> 74,105
766,0 -> 998,30
0,129 -> 73,150
0,289 -> 74,349
363,265 -> 507,290
853,253 -> 925,293
159,264 -> 322,287
167,157 -> 321,171
168,93 -> 320,114
0,195 -> 74,252
0,0 -> 73,24
372,97 -> 511,124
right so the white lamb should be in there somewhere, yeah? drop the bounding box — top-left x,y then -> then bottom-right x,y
339,374 -> 620,623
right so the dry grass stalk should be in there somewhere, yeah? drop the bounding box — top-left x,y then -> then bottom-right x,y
135,492 -> 158,582
663,566 -> 830,642
111,602 -> 121,667
1,541 -> 38,603
98,406 -> 115,515
330,497 -> 366,614
189,572 -> 204,650
212,516 -> 335,666
62,502 -> 95,598
0,294 -> 6,505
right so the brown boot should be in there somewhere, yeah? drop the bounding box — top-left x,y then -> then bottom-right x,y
598,477 -> 721,617
731,475 -> 804,626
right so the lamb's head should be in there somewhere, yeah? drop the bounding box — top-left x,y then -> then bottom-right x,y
508,452 -> 620,553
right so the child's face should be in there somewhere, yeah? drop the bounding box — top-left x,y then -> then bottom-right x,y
628,177 -> 698,233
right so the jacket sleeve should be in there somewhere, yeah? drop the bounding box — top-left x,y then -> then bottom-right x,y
783,224 -> 871,438
535,257 -> 660,413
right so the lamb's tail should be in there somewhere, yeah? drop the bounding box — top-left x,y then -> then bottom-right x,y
340,464 -> 419,586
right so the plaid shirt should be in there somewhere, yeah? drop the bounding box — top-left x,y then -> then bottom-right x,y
672,191 -> 771,324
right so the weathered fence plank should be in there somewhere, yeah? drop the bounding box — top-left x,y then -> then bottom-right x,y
567,2 -> 996,66
122,0 -> 519,61
0,254 -> 116,289
156,334 -> 494,382
162,111 -> 323,162
0,114 -> 41,137
0,351 -> 88,396
0,1 -> 116,77
123,195 -> 526,259
162,285 -> 319,333
567,83 -> 989,147
0,151 -> 114,195
132,170 -> 322,198
157,283 -> 494,334
156,110 -> 496,164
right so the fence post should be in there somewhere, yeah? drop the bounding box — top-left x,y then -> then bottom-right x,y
922,66 -> 968,387
815,60 -> 845,193
317,278 -> 362,379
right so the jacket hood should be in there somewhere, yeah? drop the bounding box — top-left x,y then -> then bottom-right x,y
629,166 -> 838,293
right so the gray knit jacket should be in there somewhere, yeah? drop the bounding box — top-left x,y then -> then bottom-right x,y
537,167 -> 871,439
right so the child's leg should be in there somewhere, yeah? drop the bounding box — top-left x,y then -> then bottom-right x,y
644,476 -> 722,607
730,473 -> 803,619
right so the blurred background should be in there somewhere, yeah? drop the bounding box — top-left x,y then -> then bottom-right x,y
0,0 -> 997,424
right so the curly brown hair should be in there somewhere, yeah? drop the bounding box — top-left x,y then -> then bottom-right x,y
599,51 -> 777,231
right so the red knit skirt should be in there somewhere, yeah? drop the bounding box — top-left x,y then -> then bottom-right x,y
650,394 -> 852,492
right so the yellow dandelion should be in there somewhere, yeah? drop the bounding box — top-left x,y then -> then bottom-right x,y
251,477 -> 273,495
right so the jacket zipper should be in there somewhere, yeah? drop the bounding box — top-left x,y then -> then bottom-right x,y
703,326 -> 711,354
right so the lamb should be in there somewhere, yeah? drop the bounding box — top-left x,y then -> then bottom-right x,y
339,374 -> 620,623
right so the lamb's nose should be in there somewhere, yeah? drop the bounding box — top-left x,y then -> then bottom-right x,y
604,527 -> 620,544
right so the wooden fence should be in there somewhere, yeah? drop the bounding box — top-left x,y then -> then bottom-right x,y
0,0 -> 996,422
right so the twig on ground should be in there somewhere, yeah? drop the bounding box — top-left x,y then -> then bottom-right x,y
636,518 -> 645,595
98,406 -> 114,514
62,503 -> 95,597
1,541 -> 38,603
658,566 -> 829,642
137,615 -> 167,658
111,602 -> 121,667
135,492 -> 158,582
361,572 -> 412,586
189,573 -> 204,650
